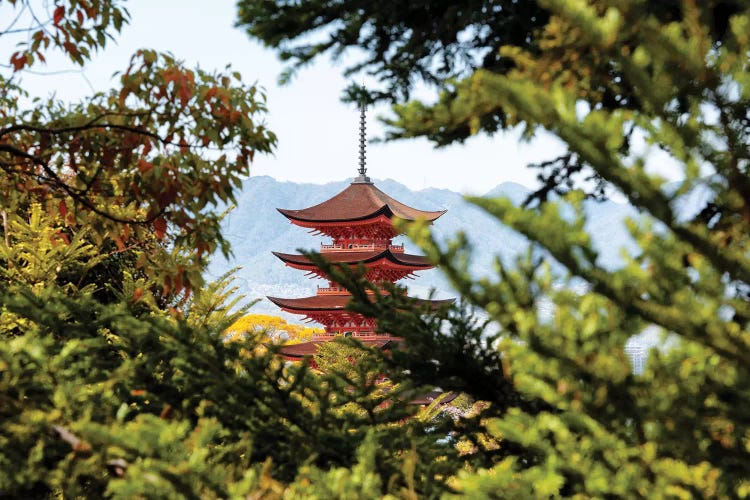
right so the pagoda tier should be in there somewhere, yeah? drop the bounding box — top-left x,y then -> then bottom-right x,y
278,180 -> 445,241
300,215 -> 401,241
272,249 -> 434,282
267,295 -> 454,337
269,176 -> 449,341
279,338 -> 399,365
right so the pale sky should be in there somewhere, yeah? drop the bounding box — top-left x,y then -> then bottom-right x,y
2,0 -> 579,194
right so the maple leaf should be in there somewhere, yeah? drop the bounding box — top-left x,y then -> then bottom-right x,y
53,5 -> 65,27
10,52 -> 27,71
153,217 -> 167,240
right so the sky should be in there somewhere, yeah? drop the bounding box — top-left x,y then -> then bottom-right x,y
3,0 -> 574,195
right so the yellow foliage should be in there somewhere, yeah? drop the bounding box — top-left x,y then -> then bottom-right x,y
225,314 -> 322,343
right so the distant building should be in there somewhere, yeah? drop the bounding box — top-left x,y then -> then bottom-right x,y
268,101 -> 451,363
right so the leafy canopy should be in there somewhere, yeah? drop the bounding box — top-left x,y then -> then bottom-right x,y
0,2 -> 466,498
2,0 -> 275,293
244,0 -> 750,496
238,0 -> 742,202
4,0 -> 750,497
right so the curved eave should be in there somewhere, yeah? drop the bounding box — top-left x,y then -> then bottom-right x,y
267,295 -> 351,311
277,204 -> 393,224
278,205 -> 447,224
280,338 -> 398,359
267,295 -> 455,312
276,182 -> 446,224
272,249 -> 434,269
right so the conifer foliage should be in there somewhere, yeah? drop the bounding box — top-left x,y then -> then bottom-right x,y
0,3 -> 459,497
244,0 -> 750,496
4,0 -> 750,497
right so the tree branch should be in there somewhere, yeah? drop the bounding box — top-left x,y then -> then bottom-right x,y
0,143 -> 166,225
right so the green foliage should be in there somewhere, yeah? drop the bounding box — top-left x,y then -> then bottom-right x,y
391,1 -> 749,497
283,431 -> 396,499
5,0 -> 750,497
2,1 -> 276,293
0,203 -> 103,293
0,278 -> 458,497
251,0 -> 750,497
182,268 -> 249,331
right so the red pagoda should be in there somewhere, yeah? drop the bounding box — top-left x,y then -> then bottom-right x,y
269,103 -> 451,361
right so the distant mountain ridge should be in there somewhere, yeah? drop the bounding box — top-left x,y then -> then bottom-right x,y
206,176 -> 641,319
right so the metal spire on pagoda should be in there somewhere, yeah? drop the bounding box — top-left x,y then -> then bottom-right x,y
354,88 -> 371,184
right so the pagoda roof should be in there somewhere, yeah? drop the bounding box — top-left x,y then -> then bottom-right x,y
272,249 -> 433,268
279,338 -> 399,359
267,294 -> 454,312
277,181 -> 446,224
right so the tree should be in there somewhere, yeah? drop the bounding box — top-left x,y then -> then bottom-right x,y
238,0 -> 549,145
238,0 -> 742,202
0,3 -> 462,497
226,313 -> 323,342
2,0 -> 276,294
6,0 -> 750,496
244,0 -> 750,496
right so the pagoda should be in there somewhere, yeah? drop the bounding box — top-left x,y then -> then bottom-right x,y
268,101 -> 451,362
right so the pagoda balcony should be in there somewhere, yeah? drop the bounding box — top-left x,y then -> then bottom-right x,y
316,285 -> 349,295
312,331 -> 395,340
320,242 -> 404,253
316,286 -> 389,296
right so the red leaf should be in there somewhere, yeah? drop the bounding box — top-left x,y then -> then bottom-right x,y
114,236 -> 125,252
160,404 -> 173,419
58,200 -> 68,218
137,158 -> 153,173
10,52 -> 27,71
153,217 -> 167,240
173,272 -> 183,294
76,9 -> 84,24
179,86 -> 191,105
53,5 -> 65,27
118,88 -> 130,106
56,231 -> 70,245
62,41 -> 77,55
133,287 -> 144,302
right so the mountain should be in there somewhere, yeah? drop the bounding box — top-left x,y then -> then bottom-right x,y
206,176 -> 644,319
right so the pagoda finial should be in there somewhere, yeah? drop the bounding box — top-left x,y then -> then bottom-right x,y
354,86 -> 371,183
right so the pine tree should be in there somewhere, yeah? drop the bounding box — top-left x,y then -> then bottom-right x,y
1,7 -> 458,496
244,0 -> 750,496
6,1 -> 750,496
354,1 -> 750,496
